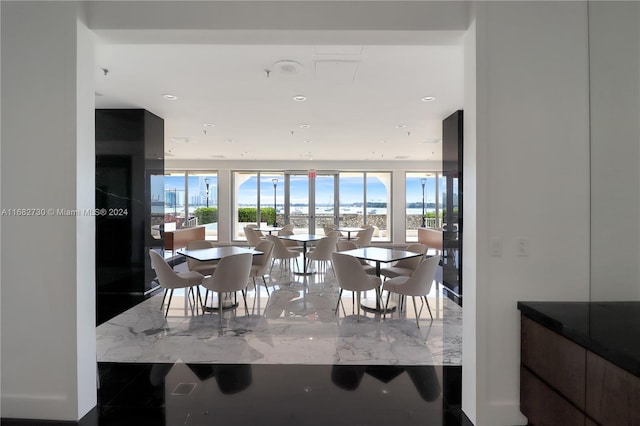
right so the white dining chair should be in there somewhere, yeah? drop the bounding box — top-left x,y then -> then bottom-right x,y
249,240 -> 275,296
306,235 -> 339,276
185,240 -> 218,276
382,255 -> 440,327
336,240 -> 376,275
149,249 -> 204,317
201,253 -> 252,325
380,243 -> 428,280
331,252 -> 383,322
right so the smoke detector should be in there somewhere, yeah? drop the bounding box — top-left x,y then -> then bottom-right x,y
271,60 -> 304,75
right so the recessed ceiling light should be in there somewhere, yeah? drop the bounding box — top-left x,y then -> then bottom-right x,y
170,137 -> 189,144
293,95 -> 307,102
162,94 -> 178,101
226,139 -> 234,144
395,124 -> 406,129
203,123 -> 215,127
421,96 -> 436,102
420,139 -> 441,144
381,140 -> 390,144
299,124 -> 311,128
395,155 -> 409,159
210,154 -> 226,159
303,140 -> 312,144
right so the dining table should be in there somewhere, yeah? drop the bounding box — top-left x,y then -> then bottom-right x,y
176,246 -> 263,311
339,247 -> 426,313
253,225 -> 283,235
177,245 -> 263,261
335,227 -> 364,240
277,234 -> 325,275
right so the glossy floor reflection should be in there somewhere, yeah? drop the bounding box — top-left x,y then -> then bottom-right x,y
97,261 -> 462,366
98,362 -> 467,426
93,257 -> 468,425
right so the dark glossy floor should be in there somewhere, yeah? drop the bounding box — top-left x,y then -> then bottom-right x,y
94,362 -> 468,426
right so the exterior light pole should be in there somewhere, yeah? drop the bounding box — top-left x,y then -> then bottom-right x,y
204,178 -> 210,208
272,178 -> 278,227
420,178 -> 427,228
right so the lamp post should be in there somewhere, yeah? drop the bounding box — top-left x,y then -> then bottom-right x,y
420,178 -> 427,228
272,178 -> 278,227
204,178 -> 210,208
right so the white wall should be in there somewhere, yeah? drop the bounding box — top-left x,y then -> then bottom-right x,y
166,159 -> 441,245
589,2 -> 640,301
464,2 -> 591,425
0,2 -> 96,421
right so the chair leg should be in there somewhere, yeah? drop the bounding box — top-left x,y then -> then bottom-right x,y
384,291 -> 391,319
423,296 -> 433,319
356,291 -> 361,322
241,290 -> 249,315
161,289 -> 168,309
218,291 -> 224,326
165,289 -> 174,318
335,289 -> 343,315
262,276 -> 270,296
412,296 -> 420,328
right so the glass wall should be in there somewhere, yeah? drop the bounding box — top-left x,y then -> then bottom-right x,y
406,172 -> 441,241
164,171 -> 218,240
233,171 -> 284,240
339,172 -> 391,242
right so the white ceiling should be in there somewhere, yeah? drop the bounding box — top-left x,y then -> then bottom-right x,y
94,42 -> 464,162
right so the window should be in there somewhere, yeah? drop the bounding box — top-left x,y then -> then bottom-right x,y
164,171 -> 218,240
233,171 -> 284,240
405,172 -> 441,241
339,172 -> 391,242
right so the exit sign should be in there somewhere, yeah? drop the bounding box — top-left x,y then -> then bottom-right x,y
309,169 -> 316,179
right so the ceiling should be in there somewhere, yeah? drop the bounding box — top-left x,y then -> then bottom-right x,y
94,42 -> 464,162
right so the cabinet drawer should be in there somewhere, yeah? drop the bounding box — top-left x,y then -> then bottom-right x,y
521,367 -> 586,426
586,351 -> 640,426
521,315 -> 587,409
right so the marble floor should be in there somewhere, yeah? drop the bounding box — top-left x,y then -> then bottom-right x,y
88,260 -> 468,426
97,261 -> 462,367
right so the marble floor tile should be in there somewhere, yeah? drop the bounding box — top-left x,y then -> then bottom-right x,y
97,263 -> 462,366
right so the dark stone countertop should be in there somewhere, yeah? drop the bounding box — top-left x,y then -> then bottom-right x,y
518,301 -> 640,377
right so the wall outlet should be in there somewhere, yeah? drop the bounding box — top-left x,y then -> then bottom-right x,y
490,238 -> 502,257
517,238 -> 530,257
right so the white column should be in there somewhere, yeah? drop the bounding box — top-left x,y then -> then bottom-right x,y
1,2 -> 96,421
463,2 -> 591,424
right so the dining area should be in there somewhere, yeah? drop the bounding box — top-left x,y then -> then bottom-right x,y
147,224 -> 441,331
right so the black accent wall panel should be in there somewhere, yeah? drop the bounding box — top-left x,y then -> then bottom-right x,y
95,109 -> 164,315
442,110 -> 463,304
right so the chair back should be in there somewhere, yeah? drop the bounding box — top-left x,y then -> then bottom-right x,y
401,256 -> 440,296
149,249 -> 183,289
336,240 -> 357,251
336,240 -> 369,265
331,252 -> 381,291
327,230 -> 342,238
244,226 -> 263,247
394,243 -> 428,270
185,240 -> 216,271
281,223 -> 295,232
266,234 -> 295,258
355,226 -> 374,247
203,253 -> 252,293
252,240 -> 274,276
277,229 -> 301,248
309,235 -> 338,260
323,225 -> 336,235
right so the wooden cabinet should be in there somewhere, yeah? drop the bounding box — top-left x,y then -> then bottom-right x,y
521,314 -> 640,426
586,351 -> 640,425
